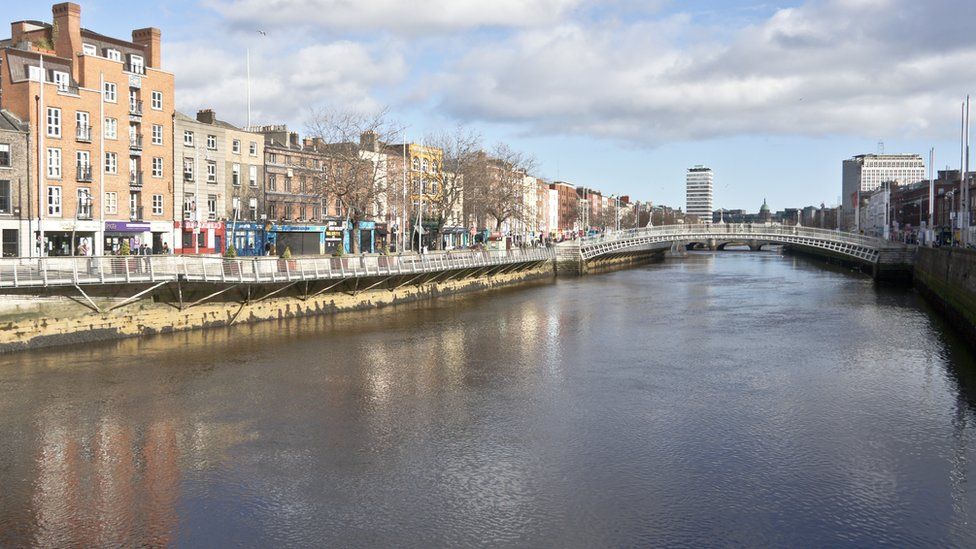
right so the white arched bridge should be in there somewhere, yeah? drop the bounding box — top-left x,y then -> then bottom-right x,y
568,224 -> 915,277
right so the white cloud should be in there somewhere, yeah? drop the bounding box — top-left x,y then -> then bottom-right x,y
434,0 -> 976,144
205,0 -> 582,34
167,40 -> 405,128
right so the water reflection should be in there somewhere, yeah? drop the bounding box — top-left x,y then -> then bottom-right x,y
1,253 -> 975,546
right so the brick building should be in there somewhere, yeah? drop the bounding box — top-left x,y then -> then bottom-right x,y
550,180 -> 577,236
0,3 -> 175,255
0,110 -> 29,256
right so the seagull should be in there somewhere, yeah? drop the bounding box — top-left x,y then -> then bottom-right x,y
257,30 -> 267,36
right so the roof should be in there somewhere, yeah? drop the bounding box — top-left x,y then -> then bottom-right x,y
0,110 -> 28,132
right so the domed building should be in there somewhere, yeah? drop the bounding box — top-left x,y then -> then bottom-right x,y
758,199 -> 771,223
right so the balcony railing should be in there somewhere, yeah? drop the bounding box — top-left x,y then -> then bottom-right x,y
130,206 -> 144,222
129,100 -> 143,116
76,208 -> 93,221
129,135 -> 143,150
129,171 -> 143,188
124,63 -> 145,75
183,171 -> 193,182
76,164 -> 93,182
76,124 -> 92,142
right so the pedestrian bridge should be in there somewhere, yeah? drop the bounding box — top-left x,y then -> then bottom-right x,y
572,224 -> 915,276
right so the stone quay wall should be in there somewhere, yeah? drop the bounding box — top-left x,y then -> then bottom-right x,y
914,247 -> 976,343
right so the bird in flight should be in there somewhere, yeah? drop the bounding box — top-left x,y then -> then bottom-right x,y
258,30 -> 267,36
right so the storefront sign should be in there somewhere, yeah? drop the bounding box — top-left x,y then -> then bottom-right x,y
105,221 -> 151,233
181,220 -> 223,231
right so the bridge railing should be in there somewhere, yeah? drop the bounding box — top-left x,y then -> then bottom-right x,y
580,224 -> 904,249
0,248 -> 555,289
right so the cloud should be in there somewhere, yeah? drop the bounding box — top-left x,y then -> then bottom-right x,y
167,40 -> 405,127
434,0 -> 976,145
204,0 -> 583,34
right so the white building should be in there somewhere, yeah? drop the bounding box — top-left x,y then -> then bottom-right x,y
841,154 -> 925,231
686,165 -> 713,224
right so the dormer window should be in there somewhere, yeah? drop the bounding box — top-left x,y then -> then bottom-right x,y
53,71 -> 69,92
105,49 -> 121,62
128,54 -> 144,74
82,43 -> 97,56
27,65 -> 44,82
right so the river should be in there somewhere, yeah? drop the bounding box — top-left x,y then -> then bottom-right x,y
1,251 -> 975,547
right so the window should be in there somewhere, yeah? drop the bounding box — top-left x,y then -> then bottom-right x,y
47,186 -> 62,216
232,139 -> 241,154
152,157 -> 163,177
268,173 -> 277,191
0,144 -> 10,167
249,165 -> 258,187
0,181 -> 9,213
183,193 -> 195,219
151,91 -> 162,110
105,152 -> 117,174
104,117 -> 117,139
105,48 -> 121,61
207,195 -> 217,221
47,186 -> 61,217
130,192 -> 140,219
82,43 -> 97,56
77,188 -> 92,219
152,194 -> 163,215
46,107 -> 61,138
412,157 -> 420,171
249,198 -> 257,220
206,161 -> 216,183
103,82 -> 117,102
206,134 -> 217,150
128,89 -> 140,114
232,163 -> 241,186
152,124 -> 163,145
183,158 -> 194,180
105,192 -> 118,214
128,54 -> 144,74
53,71 -> 69,92
184,130 -> 194,146
76,150 -> 90,170
47,148 -> 61,178
28,65 -> 43,82
249,141 -> 257,156
232,196 -> 241,218
76,111 -> 90,140
268,152 -> 277,164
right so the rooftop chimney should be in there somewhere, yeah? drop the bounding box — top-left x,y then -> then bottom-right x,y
132,27 -> 161,68
289,132 -> 300,148
52,3 -> 82,79
196,109 -> 216,125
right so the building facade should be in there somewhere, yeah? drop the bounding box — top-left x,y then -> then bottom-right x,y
173,110 -> 226,254
841,153 -> 925,231
0,110 -> 29,256
686,165 -> 713,224
0,3 -> 175,256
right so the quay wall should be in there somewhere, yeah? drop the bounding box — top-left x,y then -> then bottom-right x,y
0,264 -> 554,353
914,247 -> 976,343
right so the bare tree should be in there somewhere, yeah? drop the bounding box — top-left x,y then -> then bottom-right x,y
425,125 -> 482,249
305,107 -> 401,253
467,143 -> 537,232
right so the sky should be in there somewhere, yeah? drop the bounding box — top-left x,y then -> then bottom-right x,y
4,0 -> 976,212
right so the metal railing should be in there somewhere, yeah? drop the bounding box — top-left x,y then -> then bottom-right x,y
129,135 -> 143,150
76,164 -> 93,182
76,124 -> 92,142
130,171 -> 143,188
129,100 -> 143,116
0,248 -> 554,289
130,206 -> 144,222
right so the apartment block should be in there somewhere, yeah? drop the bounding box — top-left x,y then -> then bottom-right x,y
0,2 -> 175,255
686,165 -> 713,224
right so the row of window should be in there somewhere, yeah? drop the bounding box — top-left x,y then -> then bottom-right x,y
44,107 -> 165,145
44,187 -> 164,217
266,202 -> 322,222
44,148 -> 165,178
182,131 -> 258,155
182,194 -> 257,221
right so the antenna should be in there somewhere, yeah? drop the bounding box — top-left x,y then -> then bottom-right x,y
877,140 -> 885,155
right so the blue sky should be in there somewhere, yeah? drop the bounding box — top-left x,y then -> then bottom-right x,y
5,0 -> 976,212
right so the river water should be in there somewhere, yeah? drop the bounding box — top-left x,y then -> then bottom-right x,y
1,251 -> 975,547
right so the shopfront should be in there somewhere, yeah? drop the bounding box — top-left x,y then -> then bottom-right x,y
39,219 -> 99,256
175,221 -> 225,255
103,221 -> 151,255
227,221 -> 267,256
268,223 -> 326,256
441,226 -> 470,250
348,220 -> 376,254
324,218 -> 344,254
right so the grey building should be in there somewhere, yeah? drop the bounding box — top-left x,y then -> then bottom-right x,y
0,109 -> 29,256
841,154 -> 925,231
